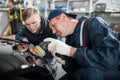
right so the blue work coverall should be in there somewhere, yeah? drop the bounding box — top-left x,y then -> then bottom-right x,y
61,16 -> 120,80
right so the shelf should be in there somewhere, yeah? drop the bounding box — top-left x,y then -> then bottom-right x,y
48,0 -> 66,2
68,10 -> 89,13
55,0 -> 66,2
92,11 -> 120,14
66,0 -> 93,16
0,8 -> 9,11
54,0 -> 88,1
92,11 -> 120,17
46,0 -> 93,17
68,0 -> 88,2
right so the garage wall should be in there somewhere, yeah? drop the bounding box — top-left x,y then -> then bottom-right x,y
0,0 -> 119,34
93,0 -> 120,12
92,0 -> 120,25
0,11 -> 9,34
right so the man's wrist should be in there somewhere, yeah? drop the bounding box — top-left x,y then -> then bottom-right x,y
70,47 -> 77,57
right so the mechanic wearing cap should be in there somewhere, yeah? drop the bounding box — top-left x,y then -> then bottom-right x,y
42,8 -> 120,80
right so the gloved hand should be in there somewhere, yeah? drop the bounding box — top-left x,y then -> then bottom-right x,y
44,38 -> 72,57
44,38 -> 71,65
39,41 -> 66,65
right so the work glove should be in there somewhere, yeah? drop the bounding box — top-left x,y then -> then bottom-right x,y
29,42 -> 50,58
43,38 -> 72,56
42,38 -> 72,65
38,41 -> 66,65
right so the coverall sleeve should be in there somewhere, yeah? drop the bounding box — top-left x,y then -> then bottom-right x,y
73,17 -> 119,70
15,30 -> 25,41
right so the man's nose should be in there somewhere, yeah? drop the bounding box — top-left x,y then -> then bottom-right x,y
29,24 -> 35,29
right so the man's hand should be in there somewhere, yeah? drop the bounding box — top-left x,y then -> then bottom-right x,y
12,43 -> 29,53
38,41 -> 66,65
23,38 -> 29,42
44,38 -> 72,57
43,38 -> 72,65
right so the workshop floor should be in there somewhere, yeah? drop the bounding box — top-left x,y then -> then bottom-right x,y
0,44 -> 66,80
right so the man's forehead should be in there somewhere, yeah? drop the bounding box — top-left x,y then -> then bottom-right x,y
25,14 -> 39,21
49,19 -> 55,25
31,14 -> 39,18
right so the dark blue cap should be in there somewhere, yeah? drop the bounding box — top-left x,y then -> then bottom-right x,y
48,8 -> 77,21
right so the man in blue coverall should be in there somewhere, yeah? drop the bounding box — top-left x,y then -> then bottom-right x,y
42,8 -> 120,80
